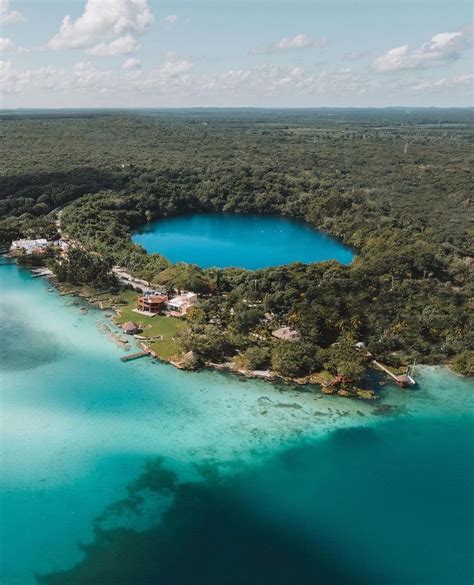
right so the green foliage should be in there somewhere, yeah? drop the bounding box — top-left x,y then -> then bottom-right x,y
155,263 -> 212,294
452,351 -> 474,377
176,325 -> 233,361
51,248 -> 117,290
16,251 -> 50,268
232,305 -> 263,334
1,109 -> 472,378
271,341 -> 321,378
324,339 -> 368,382
241,346 -> 271,370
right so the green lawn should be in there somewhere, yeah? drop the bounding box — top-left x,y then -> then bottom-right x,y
114,294 -> 186,359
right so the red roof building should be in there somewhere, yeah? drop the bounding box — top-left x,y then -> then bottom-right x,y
137,294 -> 168,314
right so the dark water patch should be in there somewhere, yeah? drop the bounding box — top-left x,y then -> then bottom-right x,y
0,306 -> 66,371
38,416 -> 474,585
326,425 -> 379,448
96,459 -> 179,522
38,459 -> 378,585
94,460 -> 179,534
274,401 -> 303,409
371,403 -> 407,416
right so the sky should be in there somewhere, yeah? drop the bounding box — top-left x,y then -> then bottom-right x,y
0,0 -> 473,108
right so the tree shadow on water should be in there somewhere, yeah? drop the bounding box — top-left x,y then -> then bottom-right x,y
0,310 -> 66,372
37,459 -> 390,585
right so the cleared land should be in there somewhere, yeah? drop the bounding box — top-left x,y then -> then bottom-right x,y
114,294 -> 186,359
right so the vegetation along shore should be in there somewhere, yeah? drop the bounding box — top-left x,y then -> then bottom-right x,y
1,108 -> 472,396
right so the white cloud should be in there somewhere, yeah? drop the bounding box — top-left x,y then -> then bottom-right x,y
276,33 -> 328,50
123,57 -> 141,69
0,37 -> 13,53
252,33 -> 328,54
159,52 -> 193,76
87,34 -> 139,56
2,55 -> 471,108
373,28 -> 471,72
0,59 -> 58,95
0,0 -> 25,25
0,54 -> 194,98
133,53 -> 193,90
162,14 -> 177,26
411,73 -> 474,92
48,0 -> 153,52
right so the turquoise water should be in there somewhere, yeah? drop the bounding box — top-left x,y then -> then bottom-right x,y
132,213 -> 354,268
1,260 -> 473,584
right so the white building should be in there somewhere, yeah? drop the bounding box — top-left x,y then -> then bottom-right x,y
10,239 -> 49,254
166,292 -> 198,314
52,239 -> 69,252
10,238 -> 69,255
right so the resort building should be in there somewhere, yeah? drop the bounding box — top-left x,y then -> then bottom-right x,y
52,239 -> 69,252
166,292 -> 198,315
137,293 -> 168,314
271,327 -> 300,342
10,238 -> 69,255
10,239 -> 49,254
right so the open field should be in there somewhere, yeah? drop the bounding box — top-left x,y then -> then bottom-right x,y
114,294 -> 186,359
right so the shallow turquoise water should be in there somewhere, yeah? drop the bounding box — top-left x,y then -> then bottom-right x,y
132,213 -> 354,268
1,260 -> 473,584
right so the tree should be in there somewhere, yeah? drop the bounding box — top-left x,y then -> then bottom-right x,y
51,247 -> 117,290
176,325 -> 233,361
241,346 -> 270,370
324,338 -> 368,382
452,351 -> 474,377
233,305 -> 262,334
271,341 -> 320,377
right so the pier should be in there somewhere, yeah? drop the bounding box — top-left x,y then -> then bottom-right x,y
31,268 -> 53,278
120,350 -> 150,362
372,360 -> 416,388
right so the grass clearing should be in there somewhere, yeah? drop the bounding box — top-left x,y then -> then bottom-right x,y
114,293 -> 186,359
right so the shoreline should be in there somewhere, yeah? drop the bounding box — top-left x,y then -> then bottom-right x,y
8,255 -> 467,399
8,258 -> 398,401
63,277 -> 380,399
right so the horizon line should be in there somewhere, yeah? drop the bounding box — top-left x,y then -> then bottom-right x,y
1,105 -> 473,111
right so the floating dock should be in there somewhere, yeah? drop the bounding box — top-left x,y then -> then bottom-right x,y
120,350 -> 150,362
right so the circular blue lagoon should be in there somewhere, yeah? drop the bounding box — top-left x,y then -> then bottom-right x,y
132,213 -> 354,269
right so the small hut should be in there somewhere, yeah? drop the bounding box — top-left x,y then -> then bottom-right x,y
122,321 -> 139,335
395,373 -> 416,388
271,327 -> 300,342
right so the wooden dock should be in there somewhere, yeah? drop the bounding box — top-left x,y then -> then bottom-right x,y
120,350 -> 150,362
372,360 -> 415,388
31,268 -> 53,278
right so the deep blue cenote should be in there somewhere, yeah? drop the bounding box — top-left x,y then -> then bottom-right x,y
132,213 -> 354,269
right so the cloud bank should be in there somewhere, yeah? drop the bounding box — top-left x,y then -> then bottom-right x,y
0,0 -> 25,25
252,33 -> 328,54
48,0 -> 153,55
374,28 -> 472,72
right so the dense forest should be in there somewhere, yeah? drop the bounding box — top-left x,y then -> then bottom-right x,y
1,109 -> 472,380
